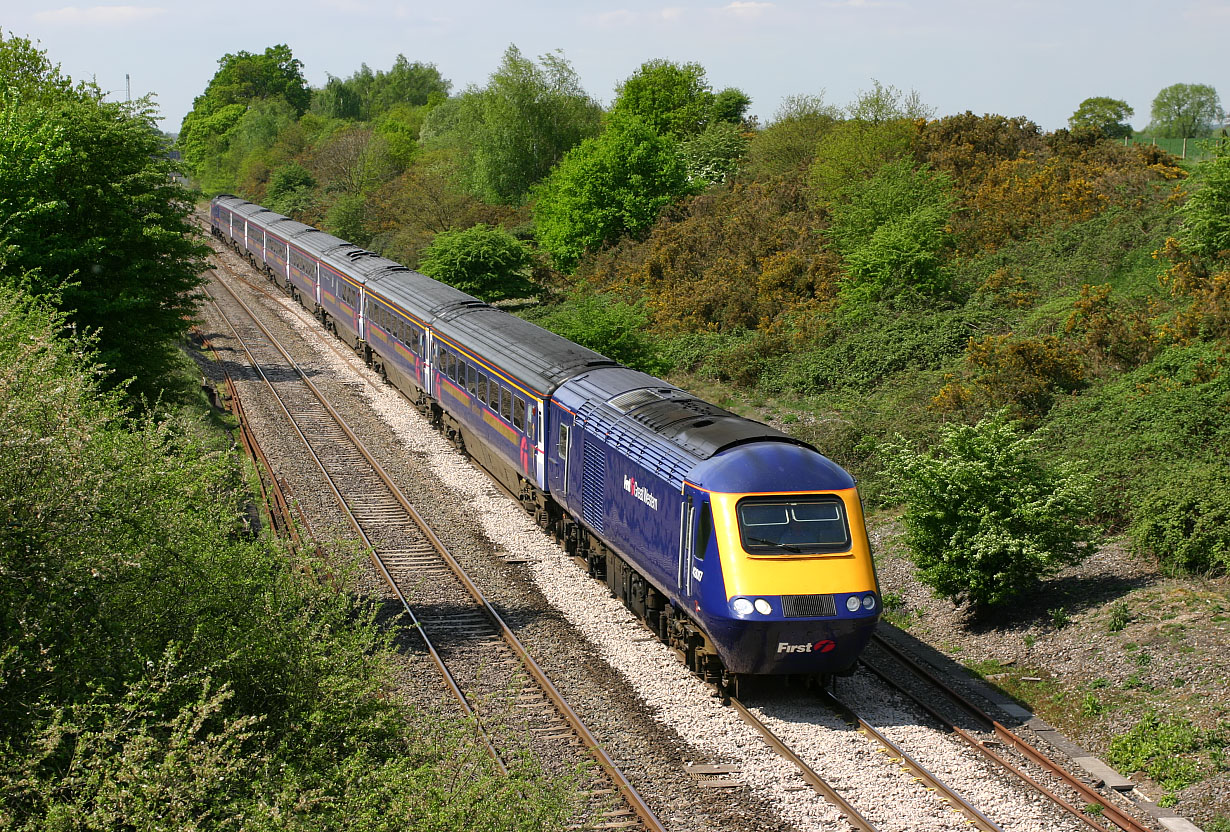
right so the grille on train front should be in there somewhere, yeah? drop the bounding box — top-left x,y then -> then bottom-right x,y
781,594 -> 837,618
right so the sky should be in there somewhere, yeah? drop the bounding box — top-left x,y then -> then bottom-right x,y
5,0 -> 1228,135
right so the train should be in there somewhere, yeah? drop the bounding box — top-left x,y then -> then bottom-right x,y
210,195 -> 881,689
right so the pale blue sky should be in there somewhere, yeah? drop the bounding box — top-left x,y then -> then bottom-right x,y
7,1 -> 1228,134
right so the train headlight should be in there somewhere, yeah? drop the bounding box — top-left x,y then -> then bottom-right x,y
754,599 -> 772,615
845,595 -> 861,613
732,598 -> 754,616
862,594 -> 877,611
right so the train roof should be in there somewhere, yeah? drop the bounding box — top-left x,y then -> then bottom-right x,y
554,367 -> 814,489
433,305 -> 618,399
264,216 -> 315,240
365,270 -> 484,325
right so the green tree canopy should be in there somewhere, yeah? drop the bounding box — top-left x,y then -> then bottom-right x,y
1068,96 -> 1135,138
311,76 -> 361,120
178,44 -> 309,184
445,45 -> 602,205
681,121 -> 749,185
709,87 -> 752,125
1177,147 -> 1230,261
809,82 -> 928,203
746,93 -> 840,177
0,37 -> 205,394
1149,83 -> 1222,138
532,113 -> 692,271
0,30 -> 76,102
418,224 -> 536,301
612,59 -> 714,138
311,55 -> 450,121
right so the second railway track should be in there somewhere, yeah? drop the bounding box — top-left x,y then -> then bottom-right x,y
202,263 -> 663,832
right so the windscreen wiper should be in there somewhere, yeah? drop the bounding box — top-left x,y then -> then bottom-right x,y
746,536 -> 803,553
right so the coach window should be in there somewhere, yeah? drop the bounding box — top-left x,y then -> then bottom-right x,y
500,388 -> 512,423
513,397 -> 526,432
526,404 -> 536,440
468,364 -> 478,396
477,374 -> 488,405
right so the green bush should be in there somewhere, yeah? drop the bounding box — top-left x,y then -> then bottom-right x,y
827,159 -> 956,313
881,411 -> 1097,612
418,223 -> 536,301
527,285 -> 667,374
1130,465 -> 1230,574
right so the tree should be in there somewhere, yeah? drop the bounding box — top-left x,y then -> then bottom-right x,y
881,412 -> 1096,612
311,76 -> 361,120
1177,146 -> 1230,261
532,113 -> 692,270
709,87 -> 752,125
312,56 -> 450,121
0,30 -> 75,102
0,38 -> 206,394
418,224 -> 536,301
681,121 -> 749,185
809,82 -> 928,203
1149,83 -> 1222,138
267,162 -> 317,218
612,59 -> 714,138
1068,96 -> 1134,138
363,54 -> 450,116
446,45 -> 602,205
178,45 -> 309,182
746,93 -> 840,177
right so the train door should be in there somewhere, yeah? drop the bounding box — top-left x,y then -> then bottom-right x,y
548,408 -> 574,501
677,495 -> 696,596
357,287 -> 366,344
530,400 -> 545,490
422,332 -> 435,397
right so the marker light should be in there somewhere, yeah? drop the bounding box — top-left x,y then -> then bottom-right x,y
862,594 -> 877,611
845,595 -> 861,612
732,598 -> 754,615
754,599 -> 772,615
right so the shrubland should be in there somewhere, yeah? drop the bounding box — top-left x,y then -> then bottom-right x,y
174,44 -> 1228,593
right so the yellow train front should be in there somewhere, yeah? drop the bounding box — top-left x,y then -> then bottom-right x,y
549,371 -> 880,679
683,441 -> 881,676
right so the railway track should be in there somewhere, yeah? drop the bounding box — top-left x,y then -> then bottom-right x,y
861,633 -> 1157,832
201,262 -> 664,832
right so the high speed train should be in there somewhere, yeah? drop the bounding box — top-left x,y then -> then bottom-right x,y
211,195 -> 880,687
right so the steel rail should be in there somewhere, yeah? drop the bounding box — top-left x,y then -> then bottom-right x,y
870,633 -> 1153,832
818,689 -> 1006,832
203,277 -> 507,776
204,265 -> 666,832
728,697 -> 880,832
858,656 -> 1112,832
